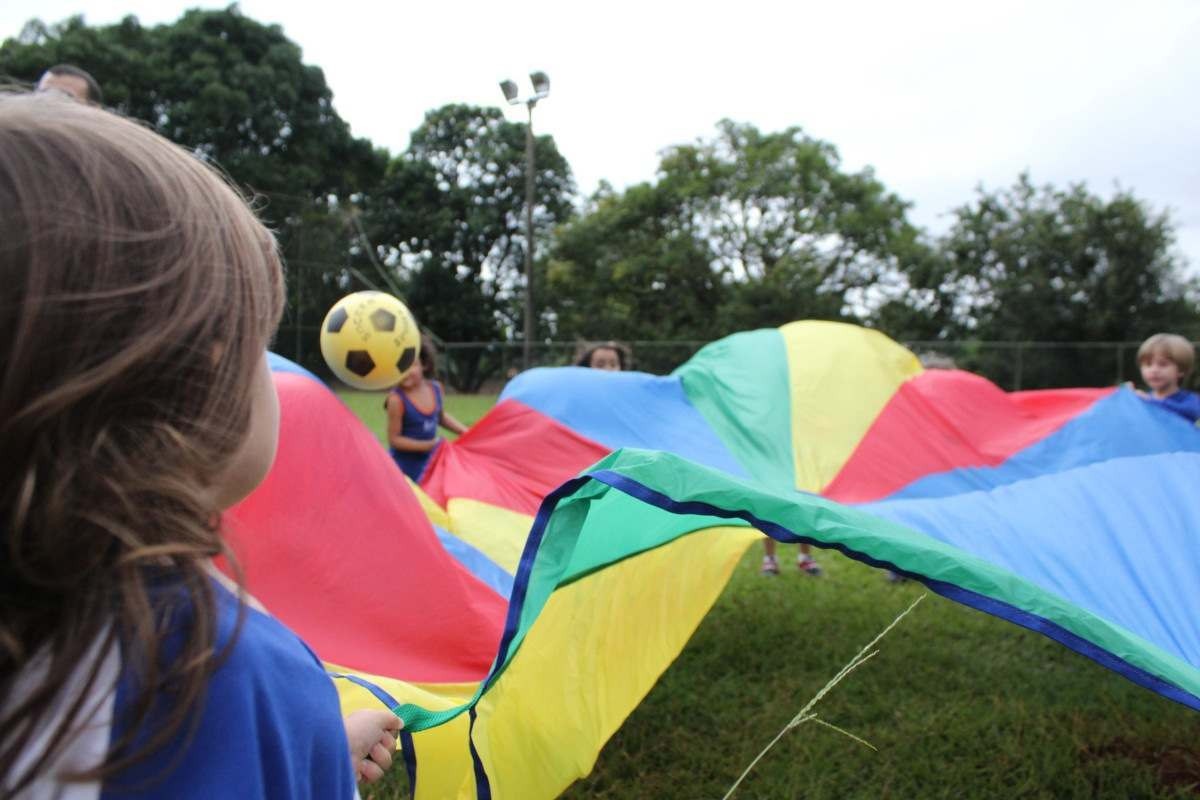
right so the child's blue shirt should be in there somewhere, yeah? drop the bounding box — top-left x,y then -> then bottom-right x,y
100,579 -> 356,799
1145,388 -> 1200,424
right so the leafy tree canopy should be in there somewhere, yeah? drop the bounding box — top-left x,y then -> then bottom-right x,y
547,182 -> 724,347
928,175 -> 1199,385
547,119 -> 932,341
361,104 -> 576,389
6,11 -> 1196,388
0,7 -> 382,199
939,175 -> 1197,339
1,7 -> 389,376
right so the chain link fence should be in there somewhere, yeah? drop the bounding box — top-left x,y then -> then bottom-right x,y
901,341 -> 1162,391
276,326 -> 1194,394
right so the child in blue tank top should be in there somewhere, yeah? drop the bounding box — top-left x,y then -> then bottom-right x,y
386,336 -> 469,481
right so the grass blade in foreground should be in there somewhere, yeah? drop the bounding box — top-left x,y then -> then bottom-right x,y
722,594 -> 926,800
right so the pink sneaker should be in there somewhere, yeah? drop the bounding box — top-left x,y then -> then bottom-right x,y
797,555 -> 823,576
760,555 -> 780,576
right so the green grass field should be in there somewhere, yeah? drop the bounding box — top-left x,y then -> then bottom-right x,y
340,393 -> 1199,800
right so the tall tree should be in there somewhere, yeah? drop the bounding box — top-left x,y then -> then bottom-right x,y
657,119 -> 927,332
363,104 -> 575,389
545,120 -> 931,356
1,9 -> 387,374
1,10 -> 381,198
935,175 -> 1199,386
545,181 -> 725,369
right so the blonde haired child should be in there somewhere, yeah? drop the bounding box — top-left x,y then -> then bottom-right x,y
1135,333 -> 1200,424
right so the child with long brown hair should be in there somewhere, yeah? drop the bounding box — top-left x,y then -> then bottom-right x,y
0,92 -> 398,797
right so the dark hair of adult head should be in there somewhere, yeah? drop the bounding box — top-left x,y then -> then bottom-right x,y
0,92 -> 283,793
575,341 -> 630,370
42,64 -> 103,105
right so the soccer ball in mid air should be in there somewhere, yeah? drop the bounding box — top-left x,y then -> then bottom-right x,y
319,291 -> 420,390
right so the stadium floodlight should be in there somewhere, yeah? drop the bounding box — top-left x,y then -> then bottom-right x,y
497,72 -> 552,370
529,71 -> 550,98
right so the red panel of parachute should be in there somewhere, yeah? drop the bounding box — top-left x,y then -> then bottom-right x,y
420,399 -> 611,516
824,370 -> 1113,502
222,372 -> 507,683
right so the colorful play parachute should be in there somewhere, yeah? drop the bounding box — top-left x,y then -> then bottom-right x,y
226,321 -> 1200,799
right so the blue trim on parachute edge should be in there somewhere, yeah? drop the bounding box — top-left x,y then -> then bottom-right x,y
468,706 -> 492,800
399,730 -> 417,799
458,474 -> 595,799
433,524 -> 515,601
421,453 -> 1197,800
581,468 -> 1200,713
329,670 -> 420,795
488,475 -> 593,689
267,351 -> 323,383
929,581 -> 1200,711
327,672 -> 401,709
328,672 -> 419,797
863,452 -> 1200,669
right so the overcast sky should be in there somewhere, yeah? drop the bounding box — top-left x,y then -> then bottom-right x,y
4,0 -> 1199,271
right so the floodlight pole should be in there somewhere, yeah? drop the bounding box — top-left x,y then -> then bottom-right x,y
522,101 -> 536,371
500,72 -> 549,371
